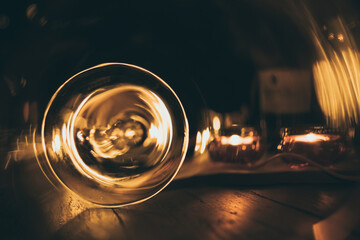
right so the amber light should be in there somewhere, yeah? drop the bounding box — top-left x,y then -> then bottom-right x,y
311,17 -> 360,128
220,135 -> 255,146
291,133 -> 332,143
278,130 -> 349,167
208,127 -> 264,165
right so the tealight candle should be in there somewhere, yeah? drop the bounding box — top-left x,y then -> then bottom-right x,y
278,127 -> 350,166
208,127 -> 264,165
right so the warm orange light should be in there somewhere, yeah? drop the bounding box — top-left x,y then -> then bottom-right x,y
293,133 -> 330,143
312,17 -> 360,128
200,128 -> 210,154
64,85 -> 175,187
52,132 -> 62,154
337,33 -> 344,42
220,135 -> 254,146
195,131 -> 202,152
148,124 -> 159,139
194,128 -> 211,154
213,116 -> 221,132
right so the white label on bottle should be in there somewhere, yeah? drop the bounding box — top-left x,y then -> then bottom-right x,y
259,69 -> 311,114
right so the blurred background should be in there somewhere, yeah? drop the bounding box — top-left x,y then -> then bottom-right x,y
0,0 -> 328,130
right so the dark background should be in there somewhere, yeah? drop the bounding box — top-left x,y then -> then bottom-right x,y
0,0 -> 319,130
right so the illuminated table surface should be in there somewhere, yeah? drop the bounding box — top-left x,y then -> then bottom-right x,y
1,169 -> 360,240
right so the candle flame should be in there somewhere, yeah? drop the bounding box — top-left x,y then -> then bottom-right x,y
293,133 -> 330,143
221,135 -> 254,146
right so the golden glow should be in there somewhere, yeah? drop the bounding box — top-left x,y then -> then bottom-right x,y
139,89 -> 173,152
337,33 -> 344,42
200,128 -> 210,154
76,129 -> 85,142
312,17 -> 360,127
40,63 -> 190,207
195,131 -> 202,152
124,129 -> 136,137
149,124 -> 159,139
293,133 -> 330,143
62,124 -> 68,143
221,135 -> 254,146
52,134 -> 61,153
213,116 -> 221,132
65,85 -> 175,186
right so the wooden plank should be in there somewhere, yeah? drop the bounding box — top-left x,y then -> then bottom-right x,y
249,183 -> 358,218
53,185 -> 320,240
2,166 -> 358,239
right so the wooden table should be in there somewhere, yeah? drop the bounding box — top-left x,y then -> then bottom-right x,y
1,170 -> 360,240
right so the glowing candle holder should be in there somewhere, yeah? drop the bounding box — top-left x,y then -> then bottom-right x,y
278,127 -> 352,167
208,126 -> 264,166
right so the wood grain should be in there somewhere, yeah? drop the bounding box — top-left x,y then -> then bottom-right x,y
53,179 -> 358,240
1,168 -> 359,240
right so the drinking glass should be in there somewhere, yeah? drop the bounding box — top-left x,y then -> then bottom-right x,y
35,63 -> 188,207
